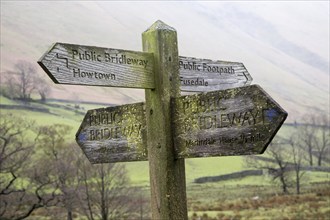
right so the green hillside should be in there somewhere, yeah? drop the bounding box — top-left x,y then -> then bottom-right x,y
2,96 -> 328,188
1,96 -> 329,219
0,96 -> 248,185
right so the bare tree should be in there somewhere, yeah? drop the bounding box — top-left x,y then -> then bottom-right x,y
246,132 -> 311,195
35,124 -> 142,219
12,61 -> 37,100
288,135 -> 306,194
314,114 -> 330,166
36,124 -> 79,220
2,60 -> 50,101
0,114 -> 33,218
77,158 -> 140,220
296,114 -> 330,166
35,77 -> 51,102
245,138 -> 291,194
1,75 -> 20,99
297,115 -> 317,166
0,113 -> 57,219
266,142 -> 291,194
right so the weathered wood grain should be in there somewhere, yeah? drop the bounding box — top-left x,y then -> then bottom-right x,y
143,20 -> 188,220
76,102 -> 147,163
38,42 -> 154,89
172,84 -> 287,158
179,56 -> 252,92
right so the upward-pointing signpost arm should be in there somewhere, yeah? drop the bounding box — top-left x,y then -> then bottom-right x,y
142,20 -> 188,220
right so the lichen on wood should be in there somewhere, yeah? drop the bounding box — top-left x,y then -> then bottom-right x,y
172,84 -> 288,158
76,102 -> 147,163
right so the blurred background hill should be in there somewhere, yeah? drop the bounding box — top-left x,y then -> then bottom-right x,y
1,1 -> 329,122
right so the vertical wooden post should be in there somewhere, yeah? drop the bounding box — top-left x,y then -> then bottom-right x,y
142,20 -> 188,219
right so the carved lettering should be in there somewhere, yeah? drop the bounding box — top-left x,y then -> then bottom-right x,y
73,68 -> 116,80
184,132 -> 265,148
202,63 -> 235,74
89,111 -> 119,126
89,123 -> 142,141
179,60 -> 235,75
180,77 -> 209,87
240,133 -> 264,144
70,49 -> 149,69
72,49 -> 102,62
182,97 -> 226,114
179,60 -> 201,71
194,109 -> 266,131
173,85 -> 287,158
179,94 -> 273,134
104,53 -> 148,68
185,137 -> 216,147
183,132 -> 266,148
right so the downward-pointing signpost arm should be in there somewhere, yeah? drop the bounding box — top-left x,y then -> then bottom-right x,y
142,20 -> 188,219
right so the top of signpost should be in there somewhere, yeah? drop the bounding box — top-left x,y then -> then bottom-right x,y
145,20 -> 176,32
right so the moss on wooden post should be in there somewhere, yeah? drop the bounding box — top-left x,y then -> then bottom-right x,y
142,20 -> 188,219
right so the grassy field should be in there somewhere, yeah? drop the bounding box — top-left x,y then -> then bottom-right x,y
0,96 -> 250,185
0,95 -> 19,105
125,156 -> 247,186
1,97 -> 330,219
1,96 -> 329,186
187,182 -> 330,220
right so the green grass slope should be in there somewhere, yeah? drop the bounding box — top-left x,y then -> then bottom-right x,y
4,97 -> 328,188
0,97 -> 251,185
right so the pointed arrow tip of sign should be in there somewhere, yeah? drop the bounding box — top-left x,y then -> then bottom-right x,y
37,60 -> 60,84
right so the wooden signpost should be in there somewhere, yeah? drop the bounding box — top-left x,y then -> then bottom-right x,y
38,43 -> 155,89
76,102 -> 147,163
172,84 -> 287,158
38,20 -> 287,220
179,56 -> 252,92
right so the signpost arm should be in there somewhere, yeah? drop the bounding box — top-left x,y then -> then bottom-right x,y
142,20 -> 188,219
